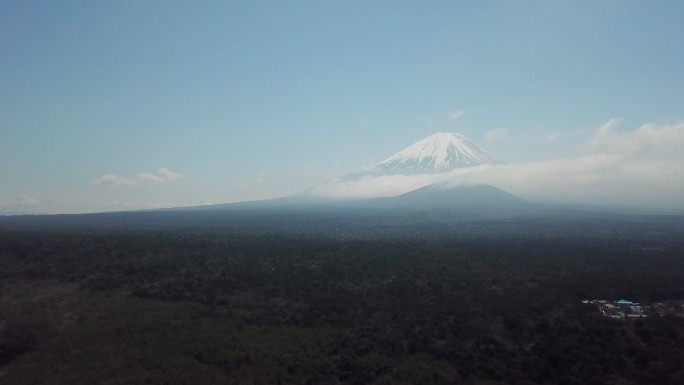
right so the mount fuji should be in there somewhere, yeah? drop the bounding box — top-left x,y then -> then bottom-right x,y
171,131 -> 526,213
373,132 -> 500,175
303,131 -> 518,204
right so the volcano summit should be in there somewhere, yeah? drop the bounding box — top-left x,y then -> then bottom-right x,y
374,132 -> 500,175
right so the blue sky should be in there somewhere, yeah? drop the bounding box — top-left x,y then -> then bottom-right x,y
2,1 -> 683,213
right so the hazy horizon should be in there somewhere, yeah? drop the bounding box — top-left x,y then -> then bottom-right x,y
2,2 -> 683,214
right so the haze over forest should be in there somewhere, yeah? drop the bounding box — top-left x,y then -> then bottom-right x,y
2,1 -> 683,214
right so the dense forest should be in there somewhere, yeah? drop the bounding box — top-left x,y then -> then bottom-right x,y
1,210 -> 684,384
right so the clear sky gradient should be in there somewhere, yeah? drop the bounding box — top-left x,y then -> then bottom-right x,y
2,1 -> 683,213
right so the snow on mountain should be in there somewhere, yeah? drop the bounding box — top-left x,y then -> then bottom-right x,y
307,131 -> 505,199
374,132 -> 500,174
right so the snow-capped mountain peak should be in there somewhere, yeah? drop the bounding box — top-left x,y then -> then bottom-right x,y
374,132 -> 500,174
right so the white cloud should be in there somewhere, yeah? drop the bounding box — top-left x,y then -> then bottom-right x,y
545,130 -> 562,142
449,110 -> 464,120
0,196 -> 44,214
136,168 -> 183,184
589,119 -> 684,157
484,128 -> 509,142
17,196 -> 41,206
92,168 -> 183,187
92,174 -> 133,186
309,120 -> 684,210
0,196 -> 42,207
311,173 -> 437,199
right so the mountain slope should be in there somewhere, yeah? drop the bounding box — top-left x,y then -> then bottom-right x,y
379,183 -> 526,209
375,132 -> 500,174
